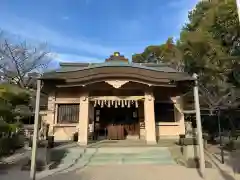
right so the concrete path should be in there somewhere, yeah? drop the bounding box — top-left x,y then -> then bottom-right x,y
0,164 -> 238,180
41,165 -> 237,180
0,142 -> 239,180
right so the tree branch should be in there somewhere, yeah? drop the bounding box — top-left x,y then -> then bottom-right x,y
4,40 -> 25,88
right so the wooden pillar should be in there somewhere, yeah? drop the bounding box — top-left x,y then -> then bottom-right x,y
78,93 -> 89,146
144,91 -> 157,144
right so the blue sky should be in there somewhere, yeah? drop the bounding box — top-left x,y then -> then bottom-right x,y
0,0 -> 198,64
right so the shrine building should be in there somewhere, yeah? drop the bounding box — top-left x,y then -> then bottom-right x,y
40,52 -> 194,145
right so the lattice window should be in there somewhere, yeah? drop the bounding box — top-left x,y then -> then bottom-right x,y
57,104 -> 79,123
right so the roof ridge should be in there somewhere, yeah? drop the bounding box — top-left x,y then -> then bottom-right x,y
59,62 -> 90,67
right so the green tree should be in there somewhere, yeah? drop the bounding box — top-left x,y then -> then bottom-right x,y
0,84 -> 31,123
179,0 -> 239,105
132,38 -> 184,71
132,0 -> 240,111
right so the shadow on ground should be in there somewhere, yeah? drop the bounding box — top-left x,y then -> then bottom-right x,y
0,163 -> 16,174
205,151 -> 236,180
42,170 -> 91,180
49,149 -> 69,169
0,149 -> 29,175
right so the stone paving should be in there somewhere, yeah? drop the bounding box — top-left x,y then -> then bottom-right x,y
35,145 -> 177,179
1,163 -> 238,180
41,165 -> 237,180
0,141 -> 239,180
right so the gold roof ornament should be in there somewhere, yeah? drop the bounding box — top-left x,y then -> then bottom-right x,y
105,52 -> 129,62
114,52 -> 120,56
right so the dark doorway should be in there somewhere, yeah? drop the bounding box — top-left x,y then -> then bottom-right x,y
94,107 -> 139,140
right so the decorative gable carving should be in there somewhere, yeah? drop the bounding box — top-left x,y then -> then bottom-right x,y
105,80 -> 129,89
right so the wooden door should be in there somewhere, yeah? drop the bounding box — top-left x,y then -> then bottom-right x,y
124,123 -> 139,136
107,124 -> 125,140
117,125 -> 124,140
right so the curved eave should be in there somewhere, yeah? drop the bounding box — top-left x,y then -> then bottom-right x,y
41,66 -> 194,86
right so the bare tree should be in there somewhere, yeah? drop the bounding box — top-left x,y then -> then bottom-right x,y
0,32 -> 52,89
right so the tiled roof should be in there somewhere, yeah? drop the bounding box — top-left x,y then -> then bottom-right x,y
53,62 -> 179,73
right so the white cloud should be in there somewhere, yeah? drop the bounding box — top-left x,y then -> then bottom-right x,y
0,13 -> 117,57
0,1 -> 199,61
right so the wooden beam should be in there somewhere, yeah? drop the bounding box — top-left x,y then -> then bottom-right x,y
89,96 -> 145,101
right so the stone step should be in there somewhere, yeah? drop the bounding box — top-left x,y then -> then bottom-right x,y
79,147 -> 175,166
86,156 -> 176,166
52,155 -> 176,172
54,146 -> 175,167
85,146 -> 169,154
82,152 -> 171,160
122,156 -> 176,164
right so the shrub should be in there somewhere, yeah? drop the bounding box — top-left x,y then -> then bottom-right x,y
0,122 -> 24,157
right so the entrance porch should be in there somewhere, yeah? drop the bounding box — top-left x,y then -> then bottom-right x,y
77,84 -> 158,145
93,106 -> 140,140
41,81 -> 186,146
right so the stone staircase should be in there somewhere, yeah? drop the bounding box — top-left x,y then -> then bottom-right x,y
38,145 -> 177,178
82,147 -> 176,166
53,146 -> 176,168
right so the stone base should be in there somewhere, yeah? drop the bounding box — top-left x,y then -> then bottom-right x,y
126,135 -> 139,140
186,158 -> 212,168
182,145 -> 199,160
158,135 -> 179,140
146,140 -> 157,145
22,146 -> 51,171
78,141 -> 88,146
21,159 -> 47,172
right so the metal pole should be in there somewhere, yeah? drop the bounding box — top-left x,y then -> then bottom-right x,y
193,73 -> 205,178
30,79 -> 41,180
217,109 -> 225,164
